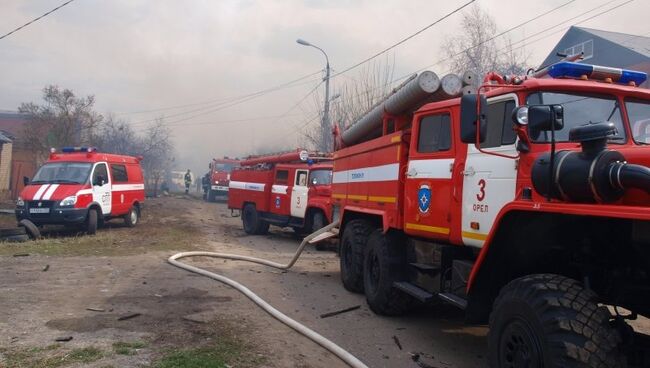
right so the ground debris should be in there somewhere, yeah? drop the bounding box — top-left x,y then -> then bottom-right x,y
86,307 -> 105,312
117,313 -> 141,321
410,352 -> 438,368
42,264 -> 50,271
319,305 -> 360,319
55,336 -> 73,342
12,253 -> 29,257
393,335 -> 402,350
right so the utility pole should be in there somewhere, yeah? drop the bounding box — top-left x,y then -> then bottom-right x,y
297,38 -> 331,152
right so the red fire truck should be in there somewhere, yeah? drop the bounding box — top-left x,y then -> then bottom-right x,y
327,62 -> 650,366
16,147 -> 145,234
205,157 -> 240,202
228,149 -> 333,235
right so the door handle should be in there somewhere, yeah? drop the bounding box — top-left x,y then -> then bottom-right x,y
462,167 -> 476,177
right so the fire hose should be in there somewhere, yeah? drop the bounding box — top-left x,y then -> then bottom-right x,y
168,221 -> 369,368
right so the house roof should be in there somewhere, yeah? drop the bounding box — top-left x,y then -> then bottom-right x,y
0,130 -> 13,144
575,26 -> 650,58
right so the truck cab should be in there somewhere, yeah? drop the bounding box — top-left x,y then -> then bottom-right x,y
205,157 -> 239,201
16,147 -> 145,234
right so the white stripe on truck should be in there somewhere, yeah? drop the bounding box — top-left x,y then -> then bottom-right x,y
229,181 -> 266,192
42,184 -> 59,200
33,184 -> 50,200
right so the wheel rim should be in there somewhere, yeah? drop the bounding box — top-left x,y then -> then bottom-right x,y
130,209 -> 138,224
499,318 -> 543,368
367,249 -> 380,295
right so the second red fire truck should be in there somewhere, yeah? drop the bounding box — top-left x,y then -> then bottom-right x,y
205,157 -> 239,201
228,149 -> 333,235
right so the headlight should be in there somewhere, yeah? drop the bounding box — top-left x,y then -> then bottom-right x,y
59,195 -> 77,206
513,106 -> 529,126
16,197 -> 24,207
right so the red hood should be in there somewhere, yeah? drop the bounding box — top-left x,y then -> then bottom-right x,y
20,183 -> 87,201
211,172 -> 231,182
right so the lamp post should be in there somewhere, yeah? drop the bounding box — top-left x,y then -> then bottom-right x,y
297,38 -> 331,152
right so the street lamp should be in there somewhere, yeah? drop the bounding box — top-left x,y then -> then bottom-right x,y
296,38 -> 331,152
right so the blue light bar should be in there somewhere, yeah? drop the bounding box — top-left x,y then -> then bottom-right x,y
61,146 -> 96,153
547,61 -> 647,86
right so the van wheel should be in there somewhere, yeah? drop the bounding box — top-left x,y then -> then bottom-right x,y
19,219 -> 41,239
340,219 -> 373,293
86,209 -> 98,235
363,229 -> 415,315
242,204 -> 268,235
489,274 -> 624,368
124,206 -> 139,227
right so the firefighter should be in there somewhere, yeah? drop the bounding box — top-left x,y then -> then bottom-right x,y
202,172 -> 210,199
184,169 -> 192,194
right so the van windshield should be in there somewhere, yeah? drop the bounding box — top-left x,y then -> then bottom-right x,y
31,162 -> 92,184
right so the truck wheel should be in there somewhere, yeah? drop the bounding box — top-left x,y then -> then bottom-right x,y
340,219 -> 373,293
86,209 -> 98,235
19,219 -> 41,239
242,204 -> 268,235
489,274 -> 623,368
363,229 -> 414,315
312,211 -> 328,251
124,206 -> 139,227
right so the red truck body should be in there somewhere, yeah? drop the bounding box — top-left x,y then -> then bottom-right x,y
205,157 -> 239,201
330,64 -> 650,366
228,150 -> 333,235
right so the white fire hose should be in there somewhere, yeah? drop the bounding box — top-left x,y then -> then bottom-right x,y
168,221 -> 369,368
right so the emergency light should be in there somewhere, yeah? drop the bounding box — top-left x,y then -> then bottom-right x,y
547,61 -> 647,86
61,146 -> 97,153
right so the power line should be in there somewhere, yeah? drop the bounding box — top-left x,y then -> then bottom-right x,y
1,0 -> 76,41
119,69 -> 322,117
329,0 -> 476,80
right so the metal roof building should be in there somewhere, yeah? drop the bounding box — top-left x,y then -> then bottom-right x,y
540,26 -> 650,87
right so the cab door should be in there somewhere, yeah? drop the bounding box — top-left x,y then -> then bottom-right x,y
291,169 -> 309,218
461,94 -> 518,247
91,162 -> 112,215
404,111 -> 455,240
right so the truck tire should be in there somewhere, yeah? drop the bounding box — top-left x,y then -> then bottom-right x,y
86,209 -> 98,235
124,206 -> 139,227
19,219 -> 41,239
242,204 -> 268,235
340,219 -> 373,293
363,229 -> 415,315
312,211 -> 328,251
489,274 -> 623,368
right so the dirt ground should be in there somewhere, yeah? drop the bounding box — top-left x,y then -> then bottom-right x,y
3,196 -> 644,368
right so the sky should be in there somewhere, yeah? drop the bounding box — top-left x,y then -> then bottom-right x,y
1,0 -> 649,173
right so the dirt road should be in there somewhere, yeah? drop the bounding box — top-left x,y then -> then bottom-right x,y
0,197 -> 487,368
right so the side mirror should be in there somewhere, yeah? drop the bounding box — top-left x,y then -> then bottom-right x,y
527,104 -> 564,131
94,175 -> 106,186
460,93 -> 487,144
23,176 -> 29,186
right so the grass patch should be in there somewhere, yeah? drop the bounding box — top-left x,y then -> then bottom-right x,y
0,198 -> 203,257
153,337 -> 265,368
1,346 -> 104,368
113,340 -> 146,355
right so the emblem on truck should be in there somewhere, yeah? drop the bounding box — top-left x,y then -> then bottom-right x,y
418,184 -> 431,213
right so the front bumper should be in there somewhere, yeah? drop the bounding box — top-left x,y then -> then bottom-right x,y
16,205 -> 88,225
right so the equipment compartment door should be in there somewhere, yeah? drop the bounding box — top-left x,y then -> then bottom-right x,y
91,162 -> 112,216
461,94 -> 518,247
291,169 -> 309,218
404,111 -> 455,241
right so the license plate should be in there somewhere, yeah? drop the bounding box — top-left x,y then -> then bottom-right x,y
29,208 -> 50,214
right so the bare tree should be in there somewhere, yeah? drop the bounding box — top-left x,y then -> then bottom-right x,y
18,85 -> 103,164
137,119 -> 174,196
439,4 -> 529,79
301,56 -> 395,150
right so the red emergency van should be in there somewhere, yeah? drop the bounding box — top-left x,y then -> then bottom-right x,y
15,147 -> 145,234
228,150 -> 333,235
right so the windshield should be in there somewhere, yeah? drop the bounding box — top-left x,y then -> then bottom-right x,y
31,162 -> 92,184
214,163 -> 236,172
309,169 -> 332,186
526,92 -> 626,143
626,99 -> 650,144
